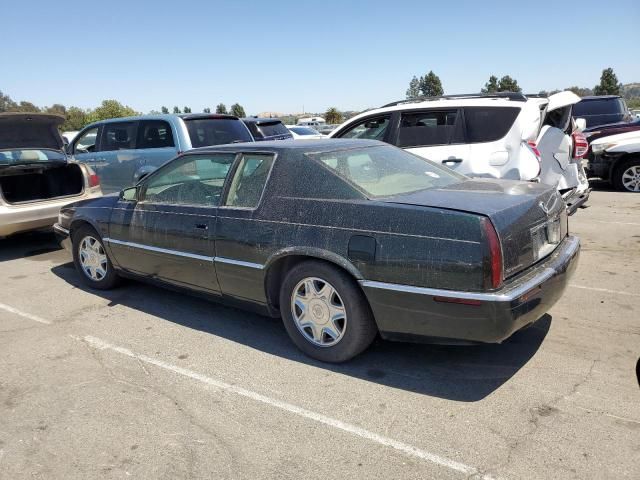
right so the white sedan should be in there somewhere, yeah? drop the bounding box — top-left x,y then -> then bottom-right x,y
286,125 -> 325,140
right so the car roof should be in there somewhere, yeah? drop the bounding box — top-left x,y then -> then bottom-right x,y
580,95 -> 621,101
190,138 -> 383,154
242,117 -> 284,124
85,113 -> 240,127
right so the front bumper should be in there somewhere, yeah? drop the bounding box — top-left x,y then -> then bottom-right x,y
53,223 -> 72,251
360,235 -> 580,344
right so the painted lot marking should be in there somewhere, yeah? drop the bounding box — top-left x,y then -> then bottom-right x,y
79,335 -> 497,480
0,302 -> 52,325
569,285 -> 640,298
590,220 -> 640,227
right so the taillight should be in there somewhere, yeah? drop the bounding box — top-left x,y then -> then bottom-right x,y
86,166 -> 100,187
572,131 -> 589,159
482,218 -> 503,290
527,140 -> 542,177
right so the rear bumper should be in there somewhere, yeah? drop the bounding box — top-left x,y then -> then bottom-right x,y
565,188 -> 591,216
360,235 -> 580,344
53,223 -> 72,251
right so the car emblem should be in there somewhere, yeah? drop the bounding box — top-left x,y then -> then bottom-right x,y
539,195 -> 558,216
539,201 -> 550,215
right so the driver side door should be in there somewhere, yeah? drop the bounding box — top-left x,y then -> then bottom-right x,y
107,152 -> 237,294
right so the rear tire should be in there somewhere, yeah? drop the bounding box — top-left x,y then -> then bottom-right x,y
279,260 -> 377,363
72,225 -> 120,290
612,157 -> 640,192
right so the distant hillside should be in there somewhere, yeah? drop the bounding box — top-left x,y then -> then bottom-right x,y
622,83 -> 640,98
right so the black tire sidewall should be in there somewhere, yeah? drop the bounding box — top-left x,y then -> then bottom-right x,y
72,225 -> 119,290
279,261 -> 377,363
613,158 -> 640,192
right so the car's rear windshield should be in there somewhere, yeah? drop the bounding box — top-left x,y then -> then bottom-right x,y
257,122 -> 290,137
307,145 -> 465,198
0,149 -> 66,165
573,98 -> 624,116
290,127 -> 319,135
185,118 -> 253,148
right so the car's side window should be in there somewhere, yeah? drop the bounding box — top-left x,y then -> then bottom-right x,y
99,122 -> 138,152
140,153 -> 236,206
225,153 -> 275,208
464,107 -> 520,143
337,116 -> 390,141
396,110 -> 460,148
137,120 -> 175,149
73,127 -> 99,154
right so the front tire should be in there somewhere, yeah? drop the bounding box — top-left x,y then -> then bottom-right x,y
612,157 -> 640,192
72,225 -> 120,290
279,260 -> 377,363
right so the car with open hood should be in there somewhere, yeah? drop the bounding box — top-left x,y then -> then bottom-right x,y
0,113 -> 102,238
330,92 -> 590,214
54,139 -> 579,362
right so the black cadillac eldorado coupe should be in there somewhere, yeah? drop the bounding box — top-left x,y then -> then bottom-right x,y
54,139 -> 580,362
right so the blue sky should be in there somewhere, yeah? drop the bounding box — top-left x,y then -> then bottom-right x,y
2,0 -> 639,114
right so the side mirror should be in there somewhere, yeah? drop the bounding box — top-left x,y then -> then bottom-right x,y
120,186 -> 138,202
575,118 -> 586,131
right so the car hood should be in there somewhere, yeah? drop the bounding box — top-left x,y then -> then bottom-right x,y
0,113 -> 65,150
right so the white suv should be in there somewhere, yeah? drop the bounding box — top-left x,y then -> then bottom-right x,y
330,92 -> 590,212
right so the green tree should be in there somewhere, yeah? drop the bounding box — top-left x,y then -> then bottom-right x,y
216,103 -> 228,114
45,104 -> 66,116
324,107 -> 343,124
11,101 -> 40,112
419,71 -> 444,97
161,106 -> 169,114
230,103 -> 246,118
566,86 -> 592,97
203,107 -> 211,113
594,68 -> 621,95
62,106 -> 88,131
183,106 -> 192,113
497,75 -> 521,92
86,100 -> 138,123
406,76 -> 421,98
173,106 -> 181,114
0,90 -> 17,112
482,75 -> 499,93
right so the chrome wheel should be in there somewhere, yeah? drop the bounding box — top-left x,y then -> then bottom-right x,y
78,235 -> 108,281
291,277 -> 347,347
621,165 -> 640,192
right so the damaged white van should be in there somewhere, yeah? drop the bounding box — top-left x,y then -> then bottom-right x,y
330,92 -> 590,214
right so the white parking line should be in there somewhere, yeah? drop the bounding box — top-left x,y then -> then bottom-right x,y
0,303 -> 52,324
80,335 -> 497,480
590,220 -> 640,226
569,285 -> 640,297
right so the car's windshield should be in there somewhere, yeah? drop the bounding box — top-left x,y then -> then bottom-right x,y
307,145 -> 465,197
185,118 -> 253,148
257,122 -> 290,137
0,149 -> 66,164
290,127 -> 320,135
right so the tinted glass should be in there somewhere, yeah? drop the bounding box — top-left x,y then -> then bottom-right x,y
100,122 -> 137,151
464,107 -> 519,143
137,120 -> 175,149
142,153 -> 235,206
225,153 -> 275,208
257,122 -> 291,137
290,127 -> 319,135
0,149 -> 66,164
338,116 -> 390,140
185,119 -> 253,147
74,127 -> 98,153
573,98 -> 623,116
397,110 -> 458,148
308,145 -> 464,198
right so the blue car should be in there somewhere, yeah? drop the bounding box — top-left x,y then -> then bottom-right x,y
69,114 -> 254,193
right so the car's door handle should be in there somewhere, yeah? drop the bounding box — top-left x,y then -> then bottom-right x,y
194,223 -> 208,230
442,158 -> 463,164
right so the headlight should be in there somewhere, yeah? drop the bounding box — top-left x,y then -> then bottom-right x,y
592,142 -> 614,154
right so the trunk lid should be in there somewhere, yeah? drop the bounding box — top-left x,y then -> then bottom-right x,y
380,178 -> 567,278
0,113 -> 65,150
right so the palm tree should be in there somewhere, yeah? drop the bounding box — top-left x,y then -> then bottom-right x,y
325,107 -> 343,124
